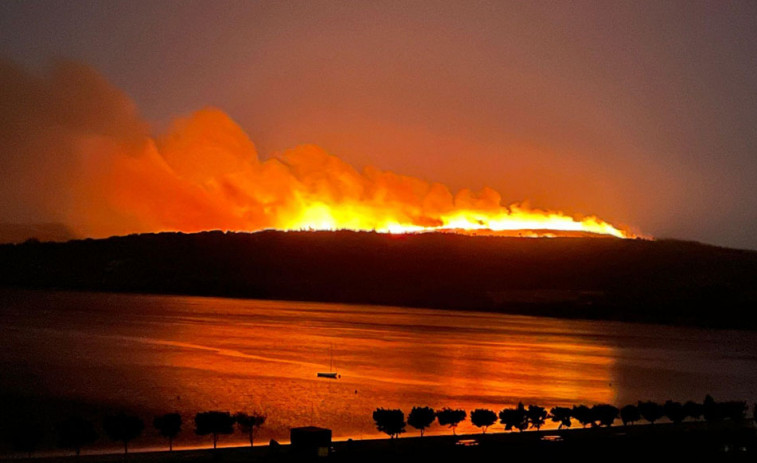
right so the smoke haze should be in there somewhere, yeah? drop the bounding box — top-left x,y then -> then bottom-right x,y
0,60 -> 636,242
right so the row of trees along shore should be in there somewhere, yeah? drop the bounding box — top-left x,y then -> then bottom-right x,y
6,410 -> 265,457
373,395 -> 756,438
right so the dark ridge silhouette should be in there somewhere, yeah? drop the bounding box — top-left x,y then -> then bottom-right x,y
1,231 -> 756,329
0,223 -> 75,244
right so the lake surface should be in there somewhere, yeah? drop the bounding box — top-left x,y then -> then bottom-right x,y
1,289 -> 756,449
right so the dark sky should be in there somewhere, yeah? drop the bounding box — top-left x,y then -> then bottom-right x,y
2,1 -> 756,249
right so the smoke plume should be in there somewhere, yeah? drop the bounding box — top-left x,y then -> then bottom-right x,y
0,60 -> 635,242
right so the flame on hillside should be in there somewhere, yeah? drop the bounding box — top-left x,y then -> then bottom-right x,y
0,61 -> 641,241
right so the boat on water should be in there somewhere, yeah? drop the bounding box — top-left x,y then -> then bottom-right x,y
317,345 -> 340,379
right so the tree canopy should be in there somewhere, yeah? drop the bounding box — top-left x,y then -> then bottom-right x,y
234,412 -> 266,446
499,403 -> 528,432
407,407 -> 435,437
103,413 -> 144,454
57,416 -> 98,456
638,401 -> 665,424
550,407 -> 572,429
195,411 -> 235,449
470,409 -> 497,434
153,413 -> 182,451
372,408 -> 406,438
591,405 -> 619,427
620,404 -> 641,426
436,408 -> 466,435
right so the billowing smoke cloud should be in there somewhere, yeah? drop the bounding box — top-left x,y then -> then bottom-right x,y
0,60 -> 634,242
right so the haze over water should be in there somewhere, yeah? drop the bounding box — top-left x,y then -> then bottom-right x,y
2,290 -> 756,449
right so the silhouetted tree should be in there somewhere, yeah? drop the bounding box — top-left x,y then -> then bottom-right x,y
234,412 -> 266,447
10,418 -> 43,458
702,395 -> 722,423
103,413 -> 144,454
195,411 -> 235,449
637,401 -> 664,424
683,401 -> 703,421
372,408 -> 405,438
154,413 -> 182,451
526,405 -> 548,430
549,407 -> 572,429
571,405 -> 594,428
499,403 -> 528,432
663,401 -> 686,424
721,401 -> 748,422
437,408 -> 466,435
620,404 -> 641,426
407,407 -> 435,437
591,405 -> 619,427
58,416 -> 98,457
470,409 -> 497,434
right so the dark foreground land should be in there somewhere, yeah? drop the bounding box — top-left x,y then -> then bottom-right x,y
22,422 -> 757,463
2,230 -> 757,329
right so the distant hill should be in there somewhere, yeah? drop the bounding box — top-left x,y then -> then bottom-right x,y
1,230 -> 756,329
0,222 -> 75,243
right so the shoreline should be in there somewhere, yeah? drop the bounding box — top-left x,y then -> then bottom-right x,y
8,421 -> 756,462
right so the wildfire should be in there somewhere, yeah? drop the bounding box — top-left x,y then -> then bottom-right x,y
91,109 -> 638,240
0,60 -> 641,241
284,202 -> 633,238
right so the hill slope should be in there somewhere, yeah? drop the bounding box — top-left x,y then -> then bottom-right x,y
1,231 -> 756,328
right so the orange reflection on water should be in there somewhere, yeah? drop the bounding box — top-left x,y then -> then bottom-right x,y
1,291 -> 619,447
143,300 -> 617,440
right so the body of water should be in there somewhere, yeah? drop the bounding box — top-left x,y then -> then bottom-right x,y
1,289 -> 756,449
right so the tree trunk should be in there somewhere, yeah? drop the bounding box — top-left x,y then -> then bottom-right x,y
249,429 -> 253,447
169,437 -> 173,452
213,433 -> 218,449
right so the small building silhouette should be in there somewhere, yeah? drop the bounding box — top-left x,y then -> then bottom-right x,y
290,426 -> 332,457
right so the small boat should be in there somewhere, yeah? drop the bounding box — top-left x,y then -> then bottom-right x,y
317,345 -> 340,379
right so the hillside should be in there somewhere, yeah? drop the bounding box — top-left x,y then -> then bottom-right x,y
1,231 -> 756,328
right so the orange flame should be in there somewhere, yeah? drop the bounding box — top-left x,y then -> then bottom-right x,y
77,109 -> 638,240
0,59 -> 640,241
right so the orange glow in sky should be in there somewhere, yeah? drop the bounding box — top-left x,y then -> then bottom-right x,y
0,62 -> 641,241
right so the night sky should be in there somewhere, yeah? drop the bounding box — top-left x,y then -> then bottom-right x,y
2,1 -> 756,249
